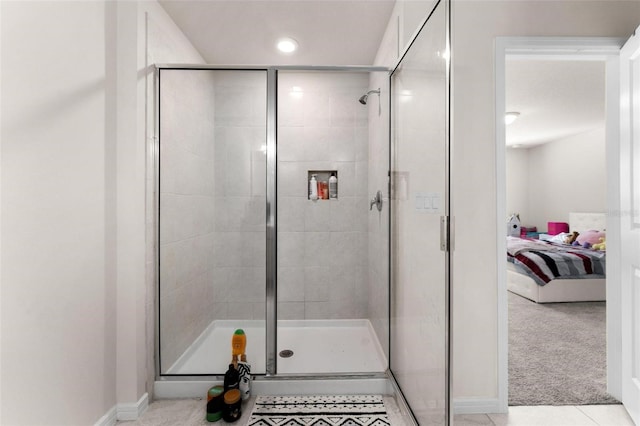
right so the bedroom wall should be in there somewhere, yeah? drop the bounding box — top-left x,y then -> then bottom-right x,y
505,147 -> 530,223
527,127 -> 607,229
451,0 -> 640,409
506,127 -> 606,232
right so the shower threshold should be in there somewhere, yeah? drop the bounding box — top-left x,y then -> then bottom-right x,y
164,319 -> 387,375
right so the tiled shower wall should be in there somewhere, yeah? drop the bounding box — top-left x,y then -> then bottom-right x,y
212,71 -> 267,322
277,72 -> 370,320
159,70 -> 217,370
158,70 -> 267,372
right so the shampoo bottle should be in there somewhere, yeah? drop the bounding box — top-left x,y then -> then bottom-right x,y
231,329 -> 246,361
329,172 -> 338,199
309,174 -> 318,200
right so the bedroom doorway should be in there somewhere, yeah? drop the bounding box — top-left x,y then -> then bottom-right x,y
495,37 -> 626,413
505,57 -> 612,407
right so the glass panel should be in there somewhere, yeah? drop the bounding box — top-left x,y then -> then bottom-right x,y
390,1 -> 448,424
275,71 -> 389,374
158,69 -> 267,375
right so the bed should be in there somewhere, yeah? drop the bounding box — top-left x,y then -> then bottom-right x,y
506,212 -> 607,303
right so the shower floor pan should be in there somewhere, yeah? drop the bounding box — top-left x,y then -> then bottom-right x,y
165,319 -> 387,375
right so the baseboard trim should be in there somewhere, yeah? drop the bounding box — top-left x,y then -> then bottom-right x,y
117,392 -> 149,421
453,398 -> 503,414
94,405 -> 117,426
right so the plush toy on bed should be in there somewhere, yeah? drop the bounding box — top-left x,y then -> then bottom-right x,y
575,230 -> 606,250
564,231 -> 580,245
592,237 -> 606,251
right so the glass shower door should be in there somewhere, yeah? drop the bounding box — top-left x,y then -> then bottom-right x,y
157,69 -> 268,376
390,1 -> 450,424
274,70 -> 389,375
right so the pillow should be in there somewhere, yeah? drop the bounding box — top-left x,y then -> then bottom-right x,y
549,232 -> 570,244
576,230 -> 606,246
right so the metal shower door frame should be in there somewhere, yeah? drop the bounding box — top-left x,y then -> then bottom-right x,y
154,64 -> 389,379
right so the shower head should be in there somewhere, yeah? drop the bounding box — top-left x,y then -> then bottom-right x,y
359,88 -> 380,105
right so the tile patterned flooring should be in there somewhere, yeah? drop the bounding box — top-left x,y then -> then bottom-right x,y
118,399 -> 635,426
117,396 -> 408,426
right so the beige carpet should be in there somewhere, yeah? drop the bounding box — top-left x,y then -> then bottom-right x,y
508,291 -> 619,406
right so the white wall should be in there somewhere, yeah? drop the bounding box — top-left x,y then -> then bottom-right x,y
452,0 -> 640,406
0,1 -> 204,423
506,128 -> 607,232
527,128 -> 607,228
1,2 -> 118,424
506,147 -> 530,222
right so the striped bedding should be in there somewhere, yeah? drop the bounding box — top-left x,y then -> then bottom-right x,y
506,236 -> 606,286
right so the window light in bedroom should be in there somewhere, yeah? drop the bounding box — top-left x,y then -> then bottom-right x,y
505,111 -> 520,125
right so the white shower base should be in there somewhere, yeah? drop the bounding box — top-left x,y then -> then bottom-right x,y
165,319 -> 387,375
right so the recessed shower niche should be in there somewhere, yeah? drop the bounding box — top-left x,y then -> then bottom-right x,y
307,170 -> 338,200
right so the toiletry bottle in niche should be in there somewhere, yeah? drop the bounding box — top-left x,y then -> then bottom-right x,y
320,181 -> 329,199
309,174 -> 318,200
329,172 -> 338,199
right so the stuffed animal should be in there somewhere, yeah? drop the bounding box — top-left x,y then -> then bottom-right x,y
592,237 -> 606,251
564,231 -> 580,245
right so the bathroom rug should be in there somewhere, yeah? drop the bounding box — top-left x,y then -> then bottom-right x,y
247,394 -> 390,425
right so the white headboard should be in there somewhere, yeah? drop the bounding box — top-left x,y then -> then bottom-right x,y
569,212 -> 607,233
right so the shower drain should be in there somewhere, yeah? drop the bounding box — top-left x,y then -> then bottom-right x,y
279,349 -> 294,358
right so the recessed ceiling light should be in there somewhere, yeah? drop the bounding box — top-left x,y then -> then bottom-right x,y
505,111 -> 520,125
277,37 -> 298,54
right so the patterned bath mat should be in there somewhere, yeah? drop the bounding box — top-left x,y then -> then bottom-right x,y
248,395 -> 390,426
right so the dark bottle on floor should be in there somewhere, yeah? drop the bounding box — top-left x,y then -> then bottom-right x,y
223,364 -> 239,391
222,389 -> 242,422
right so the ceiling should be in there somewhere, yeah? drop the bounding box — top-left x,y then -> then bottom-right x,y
506,59 -> 605,148
158,0 -> 396,66
157,3 -> 606,148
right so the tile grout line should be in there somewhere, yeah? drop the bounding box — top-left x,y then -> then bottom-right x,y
574,406 -> 600,426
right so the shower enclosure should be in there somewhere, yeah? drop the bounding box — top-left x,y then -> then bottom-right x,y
154,1 -> 449,424
158,68 -> 389,377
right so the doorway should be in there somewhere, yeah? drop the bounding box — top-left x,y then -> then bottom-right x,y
504,58 -> 612,405
495,37 -> 625,411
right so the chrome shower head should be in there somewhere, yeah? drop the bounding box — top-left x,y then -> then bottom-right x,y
359,88 -> 380,105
